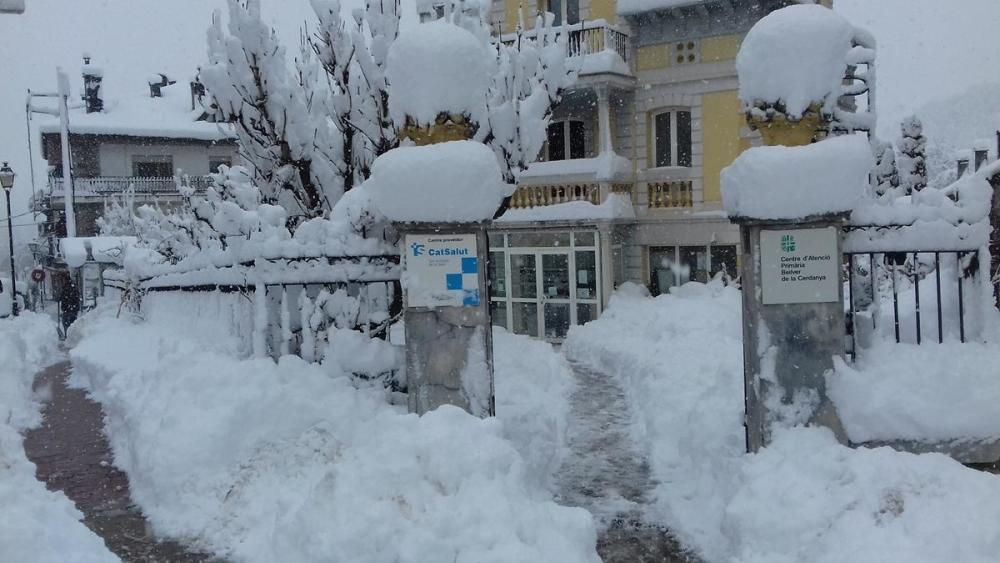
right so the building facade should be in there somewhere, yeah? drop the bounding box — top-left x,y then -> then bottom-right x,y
35,63 -> 237,244
486,0 -> 832,340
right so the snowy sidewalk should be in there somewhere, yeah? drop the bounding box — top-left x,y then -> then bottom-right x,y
557,361 -> 699,563
22,360 -> 216,562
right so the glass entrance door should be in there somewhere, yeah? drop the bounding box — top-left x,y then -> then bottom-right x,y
541,253 -> 571,339
489,231 -> 601,341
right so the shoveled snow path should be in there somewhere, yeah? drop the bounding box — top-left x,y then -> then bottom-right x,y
556,361 -> 698,562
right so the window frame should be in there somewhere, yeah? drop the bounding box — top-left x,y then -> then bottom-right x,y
131,155 -> 174,178
545,119 -> 587,162
650,108 -> 693,169
208,156 -> 233,173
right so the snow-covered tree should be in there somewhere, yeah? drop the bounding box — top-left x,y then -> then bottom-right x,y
201,0 -> 338,222
481,13 -> 573,186
97,189 -> 137,237
897,115 -> 928,195
872,139 -> 899,198
310,0 -> 400,194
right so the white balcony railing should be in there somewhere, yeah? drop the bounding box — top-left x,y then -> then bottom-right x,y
48,176 -> 212,195
501,20 -> 630,71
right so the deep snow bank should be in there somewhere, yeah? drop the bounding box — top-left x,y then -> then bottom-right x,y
493,327 -> 575,491
564,281 -> 1000,562
830,340 -> 1000,443
70,309 -> 596,563
0,312 -> 118,563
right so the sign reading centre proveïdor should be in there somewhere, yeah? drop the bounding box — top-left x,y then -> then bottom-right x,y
404,233 -> 481,308
760,227 -> 839,305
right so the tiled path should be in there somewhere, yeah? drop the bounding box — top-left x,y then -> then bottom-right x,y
22,360 -> 216,563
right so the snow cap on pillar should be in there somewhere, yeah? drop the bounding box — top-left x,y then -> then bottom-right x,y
737,4 -> 856,146
386,18 -> 492,144
370,16 -> 510,224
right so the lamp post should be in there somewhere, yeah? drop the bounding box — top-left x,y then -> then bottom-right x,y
0,162 -> 18,316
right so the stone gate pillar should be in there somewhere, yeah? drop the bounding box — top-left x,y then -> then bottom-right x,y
399,225 -> 494,417
737,217 -> 849,451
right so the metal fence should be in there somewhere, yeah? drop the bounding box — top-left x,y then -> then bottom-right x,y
844,249 -> 980,360
104,255 -> 403,373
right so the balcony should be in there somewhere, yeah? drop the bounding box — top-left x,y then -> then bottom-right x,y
48,176 -> 212,196
647,180 -> 694,209
501,20 -> 631,76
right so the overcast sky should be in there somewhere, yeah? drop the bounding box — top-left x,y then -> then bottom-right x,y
0,0 -> 998,250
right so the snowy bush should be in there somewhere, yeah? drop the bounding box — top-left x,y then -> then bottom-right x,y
897,114 -> 929,195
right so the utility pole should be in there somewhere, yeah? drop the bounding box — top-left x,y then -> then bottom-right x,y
57,69 -> 76,238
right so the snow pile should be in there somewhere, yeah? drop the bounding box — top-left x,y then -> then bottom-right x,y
565,281 -> 1000,562
493,328 -> 575,490
563,280 -> 746,559
70,309 -> 598,562
737,4 -> 855,119
0,313 -> 118,563
725,427 -> 1000,563
60,236 -> 136,268
721,134 -> 872,220
829,341 -> 1000,443
387,19 -> 492,127
367,140 -> 512,223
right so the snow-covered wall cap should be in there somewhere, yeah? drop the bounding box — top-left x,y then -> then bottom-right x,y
737,4 -> 855,119
721,134 -> 873,221
367,140 -> 511,223
386,19 -> 492,128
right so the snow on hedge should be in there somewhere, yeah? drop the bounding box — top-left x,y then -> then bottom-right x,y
387,19 -> 492,128
721,134 -> 872,220
69,308 -> 597,562
565,280 -> 1000,562
737,4 -> 855,119
846,160 -> 998,251
0,313 -> 118,563
368,140 -> 512,223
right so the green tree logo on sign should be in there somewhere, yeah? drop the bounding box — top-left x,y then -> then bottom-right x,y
781,234 -> 796,252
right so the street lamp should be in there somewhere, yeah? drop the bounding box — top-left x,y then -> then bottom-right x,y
0,162 -> 18,316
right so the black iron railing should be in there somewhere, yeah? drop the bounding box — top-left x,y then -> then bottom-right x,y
844,250 -> 979,360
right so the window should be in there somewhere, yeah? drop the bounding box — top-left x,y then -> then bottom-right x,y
546,120 -> 586,161
652,110 -> 692,168
649,244 -> 736,296
131,155 -> 173,177
540,0 -> 579,26
710,245 -> 738,280
209,157 -> 232,172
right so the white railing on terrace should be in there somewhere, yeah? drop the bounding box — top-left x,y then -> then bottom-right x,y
500,19 -> 630,67
48,176 -> 212,195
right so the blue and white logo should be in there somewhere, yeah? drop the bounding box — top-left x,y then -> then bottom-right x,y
410,242 -> 425,257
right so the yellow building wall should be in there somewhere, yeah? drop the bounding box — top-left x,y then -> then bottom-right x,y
589,0 -> 617,25
504,0 -> 520,33
701,90 -> 747,203
636,44 -> 670,71
700,34 -> 743,62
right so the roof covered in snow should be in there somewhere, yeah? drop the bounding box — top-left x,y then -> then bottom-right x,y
37,82 -> 236,142
617,0 -> 710,17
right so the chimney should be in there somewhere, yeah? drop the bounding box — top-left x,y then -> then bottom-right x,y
190,75 -> 206,111
148,73 -> 175,98
82,54 -> 103,113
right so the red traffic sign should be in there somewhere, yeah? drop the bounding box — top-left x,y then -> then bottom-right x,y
31,268 -> 45,283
